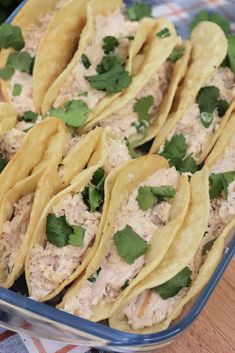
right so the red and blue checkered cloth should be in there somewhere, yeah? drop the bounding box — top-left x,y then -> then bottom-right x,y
0,1 -> 234,352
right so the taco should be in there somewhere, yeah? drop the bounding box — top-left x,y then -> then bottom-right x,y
109,117 -> 235,333
150,22 -> 235,171
58,154 -> 190,322
82,23 -> 189,151
41,0 -> 161,127
0,117 -> 63,204
0,0 -> 88,115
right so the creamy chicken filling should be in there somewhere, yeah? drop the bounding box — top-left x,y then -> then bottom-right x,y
104,135 -> 131,173
100,61 -> 173,140
63,167 -> 179,319
164,67 -> 235,159
0,193 -> 34,279
54,9 -> 139,110
28,192 -> 101,300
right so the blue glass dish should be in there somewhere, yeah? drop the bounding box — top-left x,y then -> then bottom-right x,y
0,2 -> 234,352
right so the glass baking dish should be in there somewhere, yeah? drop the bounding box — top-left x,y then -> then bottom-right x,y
0,1 -> 234,352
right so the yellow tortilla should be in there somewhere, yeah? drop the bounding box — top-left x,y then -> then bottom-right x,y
150,21 -> 232,164
81,18 -> 181,133
41,0 -> 158,120
0,103 -> 17,137
58,154 -> 190,321
109,167 -> 210,333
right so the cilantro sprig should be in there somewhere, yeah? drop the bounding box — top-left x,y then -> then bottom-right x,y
82,168 -> 106,212
87,267 -> 102,283
0,154 -> 8,173
12,83 -> 22,97
126,2 -> 152,21
46,214 -> 86,248
134,95 -> 154,123
124,137 -> 142,159
85,54 -> 132,93
81,53 -> 91,69
0,51 -> 34,81
160,134 -> 198,174
48,99 -> 90,128
168,46 -> 185,62
102,36 -> 119,54
0,23 -> 25,50
153,267 -> 192,299
209,171 -> 235,200
202,239 -> 216,256
156,28 -> 171,38
137,185 -> 176,210
21,111 -> 38,123
114,225 -> 148,264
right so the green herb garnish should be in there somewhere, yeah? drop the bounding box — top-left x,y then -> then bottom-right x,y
7,51 -> 34,74
12,83 -> 22,97
0,67 -> 14,80
85,54 -> 132,93
114,225 -> 148,265
217,99 -> 229,117
156,28 -> 171,38
68,226 -> 86,247
0,154 -> 8,173
160,134 -> 198,174
153,267 -> 192,299
168,46 -> 185,62
209,171 -> 235,199
87,267 -> 102,283
102,36 -> 119,54
202,239 -> 216,255
137,185 -> 176,210
21,111 -> 38,122
48,99 -> 90,128
124,137 -> 142,159
81,53 -> 91,69
0,23 -> 25,50
82,168 -> 106,212
46,214 -> 73,248
126,2 -> 152,21
121,279 -> 130,290
133,95 -> 154,123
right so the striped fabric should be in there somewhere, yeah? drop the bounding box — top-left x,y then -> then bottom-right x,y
0,1 -> 234,353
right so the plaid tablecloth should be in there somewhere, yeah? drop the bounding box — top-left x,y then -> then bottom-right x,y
0,1 -> 235,352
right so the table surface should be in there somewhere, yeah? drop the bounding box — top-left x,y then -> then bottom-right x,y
162,257 -> 234,353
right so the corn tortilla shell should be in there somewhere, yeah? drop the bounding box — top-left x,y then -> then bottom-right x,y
0,103 -> 17,137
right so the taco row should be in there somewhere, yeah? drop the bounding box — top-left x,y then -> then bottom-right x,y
0,0 -> 234,334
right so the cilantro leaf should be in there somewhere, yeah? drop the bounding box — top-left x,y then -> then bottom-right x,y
82,168 -> 106,212
49,99 -> 90,127
126,2 -> 152,21
217,99 -> 229,117
102,36 -> 119,54
78,91 -> 88,97
68,226 -> 85,247
200,112 -> 213,128
168,46 -> 185,62
133,95 -> 154,123
0,154 -> 8,173
227,35 -> 235,75
46,214 -> 73,247
7,51 -> 34,74
190,11 -> 230,34
12,83 -> 22,97
137,185 -> 176,210
209,171 -> 235,199
121,279 -> 130,290
196,85 -> 220,115
202,239 -> 216,256
86,54 -> 132,93
88,267 -> 102,283
156,28 -> 171,38
81,53 -> 91,69
21,111 -> 38,122
124,137 -> 142,159
153,267 -> 192,299
114,225 -> 148,264
0,23 -> 25,50
160,134 -> 198,174
0,66 -> 14,80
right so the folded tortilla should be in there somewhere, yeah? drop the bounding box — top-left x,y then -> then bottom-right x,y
82,21 -> 189,149
150,22 -> 235,165
58,154 -> 190,322
41,0 -> 158,125
0,103 -> 17,138
109,167 -> 210,333
0,0 -> 88,115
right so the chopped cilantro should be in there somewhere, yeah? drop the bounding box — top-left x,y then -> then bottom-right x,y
87,267 -> 102,283
7,51 -> 34,74
133,95 -> 154,123
168,46 -> 185,62
126,36 -> 134,41
202,239 -> 216,256
78,91 -> 88,97
48,99 -> 90,128
21,111 -> 38,122
102,36 -> 119,54
126,2 -> 152,21
124,137 -> 142,159
85,54 -> 132,93
12,83 -> 22,97
0,154 -> 8,173
46,214 -> 73,247
81,53 -> 91,69
156,28 -> 171,38
0,66 -> 14,80
160,134 -> 198,174
114,225 -> 148,265
227,35 -> 235,75
137,185 -> 176,210
153,267 -> 192,299
0,23 -> 25,50
23,127 -> 33,133
131,120 -> 149,134
82,168 -> 106,212
200,112 -> 213,128
190,11 -> 230,34
121,279 -> 130,290
209,171 -> 235,199
68,226 -> 85,247
217,99 -> 229,117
